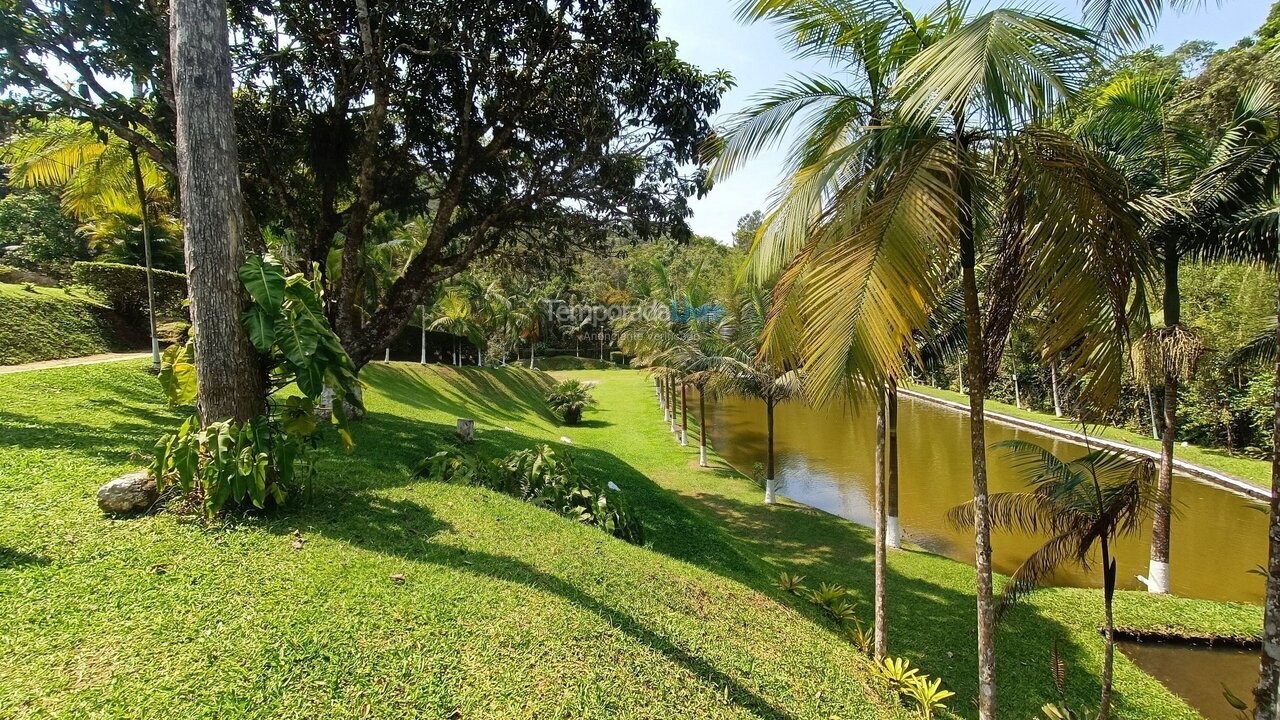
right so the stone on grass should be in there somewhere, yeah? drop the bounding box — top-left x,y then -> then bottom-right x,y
457,418 -> 475,443
97,471 -> 158,514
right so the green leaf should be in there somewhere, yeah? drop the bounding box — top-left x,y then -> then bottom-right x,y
294,361 -> 325,398
276,308 -> 320,366
239,254 -> 286,313
241,305 -> 276,353
281,396 -> 318,437
159,342 -> 197,406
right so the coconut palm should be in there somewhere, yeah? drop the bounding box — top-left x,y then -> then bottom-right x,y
949,440 -> 1158,720
719,2 -> 1150,715
708,287 -> 803,505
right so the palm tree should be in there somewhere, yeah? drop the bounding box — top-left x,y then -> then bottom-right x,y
711,287 -> 803,505
720,4 -> 1148,715
949,439 -> 1158,720
428,289 -> 481,366
1070,70 -> 1211,595
3,118 -> 177,369
1192,82 -> 1280,720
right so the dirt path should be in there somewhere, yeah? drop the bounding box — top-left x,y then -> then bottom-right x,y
0,352 -> 151,376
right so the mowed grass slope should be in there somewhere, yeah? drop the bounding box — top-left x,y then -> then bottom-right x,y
0,361 -> 1261,719
0,282 -> 136,365
0,361 -> 907,720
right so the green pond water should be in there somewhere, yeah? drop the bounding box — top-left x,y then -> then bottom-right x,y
701,390 -> 1266,716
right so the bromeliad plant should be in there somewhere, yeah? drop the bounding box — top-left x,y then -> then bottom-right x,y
151,254 -> 361,517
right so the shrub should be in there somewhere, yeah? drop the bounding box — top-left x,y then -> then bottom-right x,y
72,261 -> 187,320
546,379 -> 596,425
151,254 -> 361,518
419,443 -> 644,543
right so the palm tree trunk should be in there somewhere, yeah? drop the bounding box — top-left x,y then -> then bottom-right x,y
1051,360 -> 1063,417
1148,371 -> 1177,594
960,163 -> 998,720
1012,369 -> 1021,409
874,390 -> 888,660
1147,385 -> 1160,440
680,381 -> 688,446
887,383 -> 901,550
670,376 -> 678,435
699,386 -> 708,467
1254,268 -> 1280,720
528,339 -> 535,370
171,0 -> 264,423
130,146 -> 161,373
1150,239 -> 1181,595
384,347 -> 391,363
1100,540 -> 1118,720
764,397 -> 777,504
419,309 -> 426,365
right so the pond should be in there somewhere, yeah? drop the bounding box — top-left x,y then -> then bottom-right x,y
704,390 -> 1267,605
702,389 -> 1266,715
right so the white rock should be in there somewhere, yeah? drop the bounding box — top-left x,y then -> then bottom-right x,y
607,481 -> 621,492
559,436 -> 573,444
97,471 -> 158,515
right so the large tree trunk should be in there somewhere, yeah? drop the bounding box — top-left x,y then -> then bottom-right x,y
887,383 -> 901,550
764,398 -> 777,504
960,164 -> 998,720
170,0 -> 263,423
1150,244 -> 1181,595
1254,268 -> 1280,720
699,386 -> 708,467
1148,373 -> 1177,595
874,390 -> 888,660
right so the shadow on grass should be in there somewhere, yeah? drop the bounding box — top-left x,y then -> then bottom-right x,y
364,365 -> 561,426
0,546 -> 51,568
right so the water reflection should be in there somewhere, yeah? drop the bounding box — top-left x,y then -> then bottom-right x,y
705,391 -> 1267,605
1118,640 -> 1259,720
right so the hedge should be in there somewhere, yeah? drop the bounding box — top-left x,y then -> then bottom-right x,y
72,262 -> 187,319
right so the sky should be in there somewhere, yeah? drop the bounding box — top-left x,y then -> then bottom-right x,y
657,0 -> 1276,244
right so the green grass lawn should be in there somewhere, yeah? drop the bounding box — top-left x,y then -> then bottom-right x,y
0,361 -> 1262,719
0,282 -> 140,365
908,383 -> 1273,490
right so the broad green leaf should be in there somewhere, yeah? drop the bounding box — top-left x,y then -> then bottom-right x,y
241,305 -> 276,352
239,254 -> 286,313
275,308 -> 319,366
159,342 -> 197,406
281,396 -> 318,437
294,360 -> 324,398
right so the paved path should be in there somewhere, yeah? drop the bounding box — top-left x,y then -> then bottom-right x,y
900,387 -> 1269,501
0,352 -> 151,375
